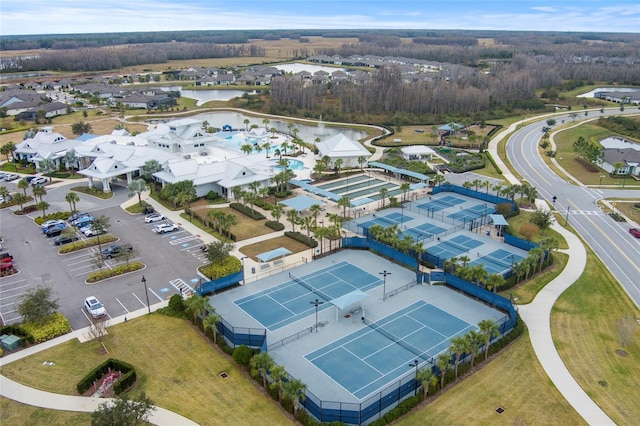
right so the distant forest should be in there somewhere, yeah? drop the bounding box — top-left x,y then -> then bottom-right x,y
2,29 -> 640,122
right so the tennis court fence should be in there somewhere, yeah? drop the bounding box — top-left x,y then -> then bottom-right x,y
267,326 -> 313,351
384,279 -> 418,299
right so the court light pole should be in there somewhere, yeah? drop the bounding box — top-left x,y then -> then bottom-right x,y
241,256 -> 248,285
141,275 -> 151,315
409,359 -> 419,396
400,204 -> 405,227
310,298 -> 324,333
379,270 -> 391,301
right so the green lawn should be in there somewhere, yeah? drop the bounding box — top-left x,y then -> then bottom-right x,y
0,398 -> 91,426
506,211 -> 569,249
0,315 -> 292,426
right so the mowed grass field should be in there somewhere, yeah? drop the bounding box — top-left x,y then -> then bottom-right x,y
0,315 -> 293,426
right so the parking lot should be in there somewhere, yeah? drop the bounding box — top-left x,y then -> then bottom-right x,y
0,182 -> 210,329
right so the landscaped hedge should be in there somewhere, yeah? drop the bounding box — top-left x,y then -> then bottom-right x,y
86,261 -> 144,283
230,202 -> 266,220
284,231 -> 317,248
71,186 -> 114,199
1,196 -> 34,210
58,234 -> 118,254
76,358 -> 136,395
265,220 -> 285,231
0,324 -> 34,346
198,255 -> 242,280
20,312 -> 71,343
34,211 -> 72,225
485,151 -> 502,174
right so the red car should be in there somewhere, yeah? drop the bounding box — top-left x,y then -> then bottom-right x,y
1,259 -> 13,271
630,228 -> 640,238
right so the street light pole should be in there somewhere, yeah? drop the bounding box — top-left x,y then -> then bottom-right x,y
310,298 -> 324,333
409,359 -> 419,396
565,205 -> 570,226
599,174 -> 605,189
141,275 -> 151,314
379,270 -> 391,301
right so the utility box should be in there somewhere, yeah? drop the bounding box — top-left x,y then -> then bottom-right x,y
0,334 -> 21,351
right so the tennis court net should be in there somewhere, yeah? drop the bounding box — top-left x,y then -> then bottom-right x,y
363,319 -> 428,361
374,215 -> 397,226
289,272 -> 331,301
481,255 -> 512,270
440,239 -> 468,253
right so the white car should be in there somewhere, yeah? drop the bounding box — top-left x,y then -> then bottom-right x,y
84,296 -> 106,318
30,176 -> 48,186
3,173 -> 19,181
144,213 -> 166,223
82,226 -> 105,237
153,223 -> 178,233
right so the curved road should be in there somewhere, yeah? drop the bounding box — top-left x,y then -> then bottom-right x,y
506,111 -> 640,307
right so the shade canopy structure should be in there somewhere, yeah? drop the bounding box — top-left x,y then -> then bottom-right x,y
329,290 -> 370,310
278,195 -> 325,212
256,247 -> 292,262
489,214 -> 508,226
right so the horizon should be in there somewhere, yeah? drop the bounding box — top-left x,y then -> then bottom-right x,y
1,0 -> 639,36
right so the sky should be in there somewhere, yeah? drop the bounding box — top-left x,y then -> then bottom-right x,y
1,0 -> 639,36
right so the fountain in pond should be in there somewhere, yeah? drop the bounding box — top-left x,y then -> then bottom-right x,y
315,115 -> 328,137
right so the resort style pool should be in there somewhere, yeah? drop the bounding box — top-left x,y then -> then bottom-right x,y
272,159 -> 305,170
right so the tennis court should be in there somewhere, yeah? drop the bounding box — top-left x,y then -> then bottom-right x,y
416,195 -> 466,213
428,234 -> 485,259
446,203 -> 492,222
470,249 -> 525,275
305,300 -> 474,399
400,222 -> 447,241
234,261 -> 382,331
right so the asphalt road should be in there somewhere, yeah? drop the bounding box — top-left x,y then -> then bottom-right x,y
0,181 -> 208,329
506,112 -> 640,307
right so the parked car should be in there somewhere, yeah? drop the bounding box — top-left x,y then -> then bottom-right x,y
30,177 -> 48,186
101,244 -> 133,259
73,216 -> 95,228
0,251 -> 12,261
41,219 -> 66,233
84,296 -> 106,318
0,172 -> 7,181
23,176 -> 37,183
153,223 -> 178,233
54,234 -> 79,245
630,228 -> 640,238
2,173 -> 19,181
144,213 -> 166,223
0,259 -> 13,271
68,211 -> 90,223
82,226 -> 106,237
44,224 -> 66,237
142,205 -> 155,214
0,194 -> 13,204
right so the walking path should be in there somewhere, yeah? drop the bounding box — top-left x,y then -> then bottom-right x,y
489,124 -> 615,425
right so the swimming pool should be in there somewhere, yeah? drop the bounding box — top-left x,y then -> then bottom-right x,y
272,159 -> 305,171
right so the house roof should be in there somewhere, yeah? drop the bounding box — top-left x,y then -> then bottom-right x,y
316,133 -> 370,158
602,148 -> 640,165
401,145 -> 436,155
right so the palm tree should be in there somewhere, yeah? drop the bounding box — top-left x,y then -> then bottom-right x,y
483,180 -> 491,194
478,319 -> 500,360
416,367 -> 437,399
472,179 -> 482,192
13,193 -> 28,211
63,149 -> 79,174
240,144 -> 253,155
357,156 -> 367,170
465,330 -> 482,368
379,187 -> 388,208
269,364 -> 288,401
203,311 -> 221,345
337,196 -> 350,218
262,118 -> 270,130
400,182 -> 411,202
436,353 -> 450,389
485,273 -> 505,293
262,142 -> 271,157
243,118 -> 250,131
0,141 -> 16,167
281,378 -> 307,416
39,158 -> 57,182
469,263 -> 487,287
462,181 -> 473,190
37,200 -> 49,217
458,255 -> 470,268
432,174 -> 445,187
128,179 -> 148,206
528,247 -> 545,274
334,158 -> 344,175
300,215 -> 314,239
540,237 -> 559,267
65,192 -> 80,212
512,261 -> 527,284
250,352 -> 274,389
184,294 -> 210,328
492,183 -> 502,197
309,204 -> 322,228
17,178 -> 29,196
271,203 -> 284,224
286,209 -> 299,232
32,184 -> 46,203
450,335 -> 470,379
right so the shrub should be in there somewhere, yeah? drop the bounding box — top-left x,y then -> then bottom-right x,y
205,190 -> 220,201
58,234 -> 118,253
284,231 -> 318,248
86,261 -> 144,283
232,345 -> 253,366
519,223 -> 539,240
485,151 -> 502,174
34,211 -> 72,225
77,358 -> 136,395
20,312 -> 72,343
167,294 -> 186,314
198,256 -> 242,280
265,220 -> 285,231
229,202 -> 265,220
0,324 -> 34,345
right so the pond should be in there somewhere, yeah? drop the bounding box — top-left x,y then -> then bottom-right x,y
159,87 -> 257,105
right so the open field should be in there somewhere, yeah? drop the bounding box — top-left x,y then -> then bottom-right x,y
0,398 -> 91,426
608,200 -> 640,222
552,248 -> 640,424
503,252 -> 569,305
397,329 -> 583,426
0,315 -> 293,426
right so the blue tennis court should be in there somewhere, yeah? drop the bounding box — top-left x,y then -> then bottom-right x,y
305,300 -> 474,399
429,234 -> 484,259
470,249 -> 525,275
416,195 -> 466,213
447,204 -> 491,222
235,261 -> 382,331
401,222 -> 446,241
358,212 -> 413,230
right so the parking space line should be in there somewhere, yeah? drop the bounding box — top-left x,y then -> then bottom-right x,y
1,283 -> 31,293
170,236 -> 197,245
0,278 -> 27,287
132,292 -> 147,308
116,297 -> 129,313
149,287 -> 164,302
